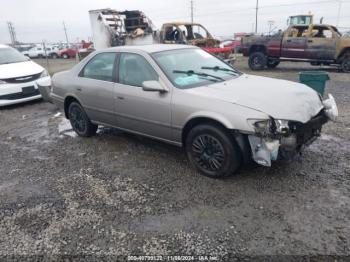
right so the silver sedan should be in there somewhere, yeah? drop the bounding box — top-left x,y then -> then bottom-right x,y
44,44 -> 337,178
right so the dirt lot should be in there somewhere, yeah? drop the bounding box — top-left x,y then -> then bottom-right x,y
0,57 -> 349,260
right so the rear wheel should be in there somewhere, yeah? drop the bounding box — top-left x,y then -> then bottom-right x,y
341,54 -> 350,73
51,53 -> 58,59
248,52 -> 267,70
267,59 -> 280,69
68,102 -> 97,137
62,53 -> 69,59
185,124 -> 242,178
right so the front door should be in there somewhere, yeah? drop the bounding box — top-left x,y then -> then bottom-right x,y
74,52 -> 117,125
305,25 -> 337,60
114,52 -> 172,141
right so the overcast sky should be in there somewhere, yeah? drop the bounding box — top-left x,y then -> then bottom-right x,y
1,0 -> 350,44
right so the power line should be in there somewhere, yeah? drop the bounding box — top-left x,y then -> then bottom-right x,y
190,0 -> 194,23
62,21 -> 69,44
255,0 -> 259,33
7,21 -> 17,45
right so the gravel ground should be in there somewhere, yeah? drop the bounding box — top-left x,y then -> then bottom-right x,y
0,57 -> 349,261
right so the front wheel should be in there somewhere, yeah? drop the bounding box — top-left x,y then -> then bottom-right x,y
62,53 -> 69,59
341,54 -> 350,73
68,102 -> 98,137
248,52 -> 267,70
185,124 -> 242,178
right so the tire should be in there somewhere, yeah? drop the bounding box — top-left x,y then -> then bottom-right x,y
38,54 -> 44,59
51,53 -> 58,59
62,53 -> 69,59
68,101 -> 98,137
267,59 -> 280,69
248,52 -> 267,70
341,54 -> 350,73
185,124 -> 242,178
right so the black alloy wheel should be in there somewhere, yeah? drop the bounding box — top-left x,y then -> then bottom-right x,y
68,102 -> 97,137
186,124 -> 242,178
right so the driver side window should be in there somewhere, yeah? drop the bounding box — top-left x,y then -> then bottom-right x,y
118,53 -> 159,87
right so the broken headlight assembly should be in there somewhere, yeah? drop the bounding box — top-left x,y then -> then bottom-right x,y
248,119 -> 290,136
40,70 -> 49,78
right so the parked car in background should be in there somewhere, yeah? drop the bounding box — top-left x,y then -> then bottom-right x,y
219,33 -> 247,53
21,45 -> 60,59
58,48 -> 78,59
0,44 -> 50,106
43,44 -> 337,178
22,46 -> 46,58
241,23 -> 350,72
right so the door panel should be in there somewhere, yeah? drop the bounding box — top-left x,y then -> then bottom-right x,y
73,52 -> 117,125
73,77 -> 116,125
115,52 -> 172,140
305,26 -> 337,60
281,37 -> 307,58
114,84 -> 172,140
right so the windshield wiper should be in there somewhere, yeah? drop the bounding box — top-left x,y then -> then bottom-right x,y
173,70 -> 224,81
201,66 -> 239,75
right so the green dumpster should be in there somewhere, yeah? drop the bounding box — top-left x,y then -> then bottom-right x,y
299,71 -> 330,96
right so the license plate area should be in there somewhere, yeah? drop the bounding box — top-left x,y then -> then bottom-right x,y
22,86 -> 35,95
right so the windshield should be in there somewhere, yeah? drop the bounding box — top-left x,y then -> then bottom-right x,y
152,48 -> 241,89
0,47 -> 29,65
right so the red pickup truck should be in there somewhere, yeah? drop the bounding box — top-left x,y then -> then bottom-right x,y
241,24 -> 350,72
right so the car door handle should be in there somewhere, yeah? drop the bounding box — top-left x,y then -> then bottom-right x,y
286,39 -> 292,42
308,39 -> 313,43
117,96 -> 124,100
77,87 -> 82,91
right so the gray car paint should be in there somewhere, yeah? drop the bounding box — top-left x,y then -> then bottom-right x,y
51,44 -> 324,146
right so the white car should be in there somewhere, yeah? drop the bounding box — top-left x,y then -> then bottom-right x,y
0,44 -> 51,106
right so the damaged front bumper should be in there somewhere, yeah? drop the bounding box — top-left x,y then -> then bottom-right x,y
247,94 -> 338,167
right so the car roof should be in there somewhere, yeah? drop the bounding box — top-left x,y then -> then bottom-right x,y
0,44 -> 10,49
102,44 -> 197,54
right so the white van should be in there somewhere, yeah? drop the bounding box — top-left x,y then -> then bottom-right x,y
0,44 -> 51,106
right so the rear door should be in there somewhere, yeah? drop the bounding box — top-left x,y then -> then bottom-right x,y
281,26 -> 308,58
74,52 -> 117,125
305,25 -> 337,60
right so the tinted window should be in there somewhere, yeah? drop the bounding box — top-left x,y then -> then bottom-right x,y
118,53 -> 158,87
82,53 -> 116,82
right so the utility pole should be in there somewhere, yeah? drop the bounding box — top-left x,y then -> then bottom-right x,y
63,21 -> 69,44
190,0 -> 194,23
7,22 -> 17,46
255,0 -> 259,34
336,0 -> 342,27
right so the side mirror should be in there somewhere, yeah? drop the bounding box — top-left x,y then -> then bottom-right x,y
142,80 -> 166,92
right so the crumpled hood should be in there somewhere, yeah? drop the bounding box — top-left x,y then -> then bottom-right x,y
0,60 -> 44,79
186,74 -> 324,123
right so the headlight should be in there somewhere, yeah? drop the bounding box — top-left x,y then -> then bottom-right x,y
274,119 -> 290,134
248,119 -> 290,135
40,70 -> 49,78
0,80 -> 6,85
247,119 -> 272,135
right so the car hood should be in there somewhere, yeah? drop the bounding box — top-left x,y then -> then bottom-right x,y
0,60 -> 44,79
185,74 -> 324,123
